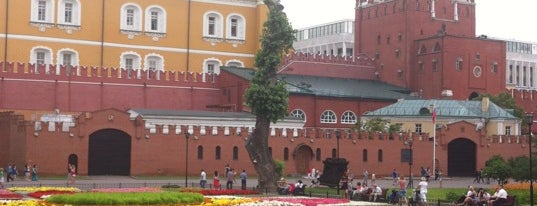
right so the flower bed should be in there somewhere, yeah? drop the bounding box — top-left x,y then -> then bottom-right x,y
89,187 -> 162,193
0,190 -> 24,200
27,191 -> 77,199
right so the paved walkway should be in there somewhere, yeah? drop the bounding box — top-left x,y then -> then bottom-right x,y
2,175 -> 495,190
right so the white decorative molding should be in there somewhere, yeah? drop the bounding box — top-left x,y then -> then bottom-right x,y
30,22 -> 54,32
57,24 -> 81,34
120,30 -> 142,39
145,32 -> 167,41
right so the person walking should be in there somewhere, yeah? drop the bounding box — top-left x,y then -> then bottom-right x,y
200,169 -> 207,188
0,168 -> 4,188
240,169 -> 247,190
31,164 -> 38,181
362,170 -> 368,186
24,164 -> 30,181
226,168 -> 235,189
418,177 -> 428,206
213,170 -> 220,190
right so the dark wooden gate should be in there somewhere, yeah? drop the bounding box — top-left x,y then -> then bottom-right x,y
448,138 -> 476,176
88,129 -> 131,175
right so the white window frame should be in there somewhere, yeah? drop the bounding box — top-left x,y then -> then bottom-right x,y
30,46 -> 53,73
120,3 -> 142,32
57,0 -> 81,26
31,0 -> 55,23
203,12 -> 223,38
226,14 -> 246,40
320,110 -> 337,124
144,54 -> 164,80
56,49 -> 79,67
120,51 -> 142,78
144,5 -> 167,33
341,111 -> 357,124
290,109 -> 306,122
202,58 -> 222,82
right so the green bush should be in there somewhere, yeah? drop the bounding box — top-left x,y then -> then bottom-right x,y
46,192 -> 204,205
274,159 -> 285,178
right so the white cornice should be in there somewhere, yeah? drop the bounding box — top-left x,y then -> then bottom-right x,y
1,34 -> 255,58
191,0 -> 258,8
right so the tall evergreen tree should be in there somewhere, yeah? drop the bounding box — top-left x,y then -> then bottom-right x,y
244,0 -> 295,190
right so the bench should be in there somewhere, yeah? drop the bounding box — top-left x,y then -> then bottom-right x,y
504,195 -> 516,206
351,188 -> 388,202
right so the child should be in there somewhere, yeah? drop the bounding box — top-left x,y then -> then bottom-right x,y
0,168 -> 4,188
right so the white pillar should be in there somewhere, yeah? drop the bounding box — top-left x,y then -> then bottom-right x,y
431,0 -> 436,18
454,2 -> 459,21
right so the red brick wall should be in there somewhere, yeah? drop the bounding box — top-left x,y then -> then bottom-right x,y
6,109 -> 527,177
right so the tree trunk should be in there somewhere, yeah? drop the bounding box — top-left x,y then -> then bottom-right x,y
246,116 -> 278,191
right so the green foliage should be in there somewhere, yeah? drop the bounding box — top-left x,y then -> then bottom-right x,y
360,118 -> 402,133
244,0 -> 295,124
473,92 -> 525,125
46,192 -> 204,205
484,155 -> 511,184
507,156 -> 537,182
274,159 -> 285,178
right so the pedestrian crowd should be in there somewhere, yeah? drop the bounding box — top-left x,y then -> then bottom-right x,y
199,164 -> 249,190
0,163 -> 39,188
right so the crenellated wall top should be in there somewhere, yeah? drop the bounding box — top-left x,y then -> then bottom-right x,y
0,62 -> 218,85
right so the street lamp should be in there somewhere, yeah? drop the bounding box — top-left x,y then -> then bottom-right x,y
185,132 -> 190,187
405,139 -> 414,189
526,113 -> 534,206
335,130 -> 341,159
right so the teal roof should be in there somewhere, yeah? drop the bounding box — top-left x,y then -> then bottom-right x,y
221,66 -> 415,101
363,99 -> 518,120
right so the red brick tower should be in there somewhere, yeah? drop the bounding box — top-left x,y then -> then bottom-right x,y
355,0 -> 505,99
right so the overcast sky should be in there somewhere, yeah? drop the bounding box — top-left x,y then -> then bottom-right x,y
280,0 -> 537,43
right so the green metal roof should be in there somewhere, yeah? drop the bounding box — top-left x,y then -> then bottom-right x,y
363,99 -> 518,120
221,66 -> 414,101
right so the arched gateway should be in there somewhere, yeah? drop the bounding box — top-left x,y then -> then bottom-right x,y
293,144 -> 314,174
88,129 -> 131,175
447,138 -> 476,176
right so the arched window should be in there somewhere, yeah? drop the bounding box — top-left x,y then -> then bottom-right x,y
31,0 -> 55,23
378,149 -> 383,162
57,0 -> 81,26
316,148 -> 321,161
233,146 -> 239,160
215,146 -> 221,160
226,14 -> 246,40
120,3 -> 142,32
225,60 -> 244,68
284,147 -> 289,161
120,51 -> 142,79
57,49 -> 79,75
268,147 -> 272,157
320,110 -> 337,123
203,12 -> 223,38
362,149 -> 368,162
197,146 -> 203,160
203,58 -> 222,82
57,49 -> 79,67
341,111 -> 357,124
145,5 -> 167,33
290,109 -> 306,122
30,46 -> 53,73
144,54 -> 164,80
332,149 -> 337,158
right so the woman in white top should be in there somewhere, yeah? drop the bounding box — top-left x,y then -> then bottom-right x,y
418,177 -> 428,205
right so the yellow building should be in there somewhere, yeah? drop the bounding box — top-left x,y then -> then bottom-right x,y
0,0 -> 267,77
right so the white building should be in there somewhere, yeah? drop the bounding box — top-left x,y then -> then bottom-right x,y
505,40 -> 537,91
293,19 -> 355,57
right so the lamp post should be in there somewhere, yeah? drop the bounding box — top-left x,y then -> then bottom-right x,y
185,132 -> 190,187
526,113 -> 534,206
405,139 -> 414,189
335,130 -> 341,159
